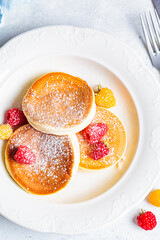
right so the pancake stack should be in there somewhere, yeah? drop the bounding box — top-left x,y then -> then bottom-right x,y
5,72 -> 127,195
77,106 -> 126,170
22,72 -> 96,135
5,124 -> 79,195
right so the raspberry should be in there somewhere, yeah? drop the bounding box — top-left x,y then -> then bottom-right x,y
91,141 -> 109,160
0,124 -> 13,139
83,123 -> 108,144
95,87 -> 116,108
149,189 -> 160,207
5,108 -> 27,127
14,145 -> 36,164
137,209 -> 157,230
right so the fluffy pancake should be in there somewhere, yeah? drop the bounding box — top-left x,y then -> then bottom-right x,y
22,72 -> 96,135
5,124 -> 80,195
76,107 -> 126,170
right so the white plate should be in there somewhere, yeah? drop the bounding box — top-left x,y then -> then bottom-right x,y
0,26 -> 160,234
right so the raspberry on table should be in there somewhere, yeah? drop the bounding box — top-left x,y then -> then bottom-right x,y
149,189 -> 160,207
91,141 -> 109,160
5,108 -> 27,127
83,123 -> 108,144
95,87 -> 116,108
14,145 -> 36,164
0,124 -> 13,139
137,209 -> 157,230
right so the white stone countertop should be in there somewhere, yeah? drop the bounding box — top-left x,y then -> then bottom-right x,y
0,0 -> 160,239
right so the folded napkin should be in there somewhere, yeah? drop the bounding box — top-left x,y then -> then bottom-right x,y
0,0 -> 11,24
0,7 -> 2,23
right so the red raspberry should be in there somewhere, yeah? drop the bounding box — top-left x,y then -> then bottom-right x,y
83,123 -> 108,144
91,141 -> 109,160
14,145 -> 36,164
137,209 -> 157,230
5,108 -> 27,127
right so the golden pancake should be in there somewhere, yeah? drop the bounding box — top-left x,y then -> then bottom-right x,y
5,124 -> 80,195
76,107 -> 126,170
22,72 -> 96,135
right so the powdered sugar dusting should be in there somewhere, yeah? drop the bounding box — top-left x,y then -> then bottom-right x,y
7,125 -> 74,194
23,73 -> 93,128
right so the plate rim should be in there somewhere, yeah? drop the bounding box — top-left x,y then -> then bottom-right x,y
0,25 -> 160,234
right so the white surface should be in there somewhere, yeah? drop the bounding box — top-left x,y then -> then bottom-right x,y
0,0 -> 160,239
1,25 -> 159,233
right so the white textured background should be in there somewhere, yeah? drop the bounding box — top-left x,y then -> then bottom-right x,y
0,0 -> 160,239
